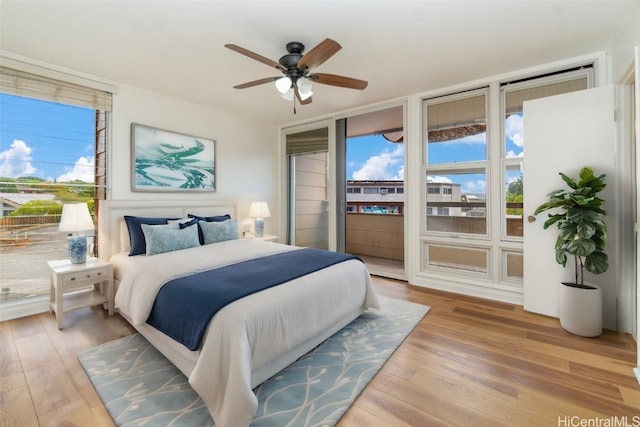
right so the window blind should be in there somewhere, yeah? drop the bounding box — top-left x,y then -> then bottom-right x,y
286,127 -> 329,155
0,66 -> 112,111
427,93 -> 486,131
504,77 -> 588,114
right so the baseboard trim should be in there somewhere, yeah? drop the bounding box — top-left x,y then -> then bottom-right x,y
0,295 -> 49,322
410,274 -> 523,306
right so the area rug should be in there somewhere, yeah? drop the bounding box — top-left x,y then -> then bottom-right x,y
77,296 -> 429,427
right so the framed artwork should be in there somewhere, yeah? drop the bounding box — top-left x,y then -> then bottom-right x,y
131,123 -> 215,192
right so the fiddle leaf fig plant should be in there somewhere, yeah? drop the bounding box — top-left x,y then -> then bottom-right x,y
534,166 -> 608,287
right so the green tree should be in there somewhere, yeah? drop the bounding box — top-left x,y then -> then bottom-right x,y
508,176 -> 523,195
9,200 -> 63,216
506,177 -> 524,216
0,177 -> 19,193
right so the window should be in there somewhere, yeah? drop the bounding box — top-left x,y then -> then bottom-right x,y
0,66 -> 111,318
427,91 -> 487,164
424,89 -> 488,238
501,70 -> 590,239
420,66 -> 593,288
363,187 -> 379,194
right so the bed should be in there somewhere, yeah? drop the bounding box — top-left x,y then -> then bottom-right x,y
98,200 -> 379,427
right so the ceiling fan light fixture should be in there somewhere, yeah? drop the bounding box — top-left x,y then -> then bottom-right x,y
299,89 -> 313,101
281,87 -> 294,101
275,76 -> 292,94
297,78 -> 313,100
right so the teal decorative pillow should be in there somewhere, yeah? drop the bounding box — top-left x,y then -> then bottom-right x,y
140,223 -> 200,255
200,219 -> 239,244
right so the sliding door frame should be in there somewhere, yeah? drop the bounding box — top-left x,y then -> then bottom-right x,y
280,119 -> 336,250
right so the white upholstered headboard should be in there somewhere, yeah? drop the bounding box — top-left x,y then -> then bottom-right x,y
98,199 -> 237,260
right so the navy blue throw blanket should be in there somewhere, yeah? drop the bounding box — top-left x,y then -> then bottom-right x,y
146,248 -> 361,350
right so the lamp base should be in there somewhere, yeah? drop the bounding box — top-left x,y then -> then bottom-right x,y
68,235 -> 88,264
254,217 -> 265,238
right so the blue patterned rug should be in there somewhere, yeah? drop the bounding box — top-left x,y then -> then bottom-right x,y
78,296 -> 429,427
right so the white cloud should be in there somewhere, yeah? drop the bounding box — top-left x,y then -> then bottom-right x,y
506,149 -> 524,158
505,114 -> 524,148
0,139 -> 37,177
462,179 -> 486,194
427,175 -> 453,184
57,156 -> 95,182
352,145 -> 404,180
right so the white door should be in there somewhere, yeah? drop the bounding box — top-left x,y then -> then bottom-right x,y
523,85 -> 616,318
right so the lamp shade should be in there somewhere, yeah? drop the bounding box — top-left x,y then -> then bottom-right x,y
275,77 -> 292,94
281,88 -> 294,101
59,203 -> 95,233
297,78 -> 313,100
249,201 -> 271,218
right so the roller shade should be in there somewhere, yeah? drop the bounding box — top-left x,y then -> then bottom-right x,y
0,66 -> 112,111
286,127 -> 329,156
505,77 -> 587,114
427,93 -> 486,132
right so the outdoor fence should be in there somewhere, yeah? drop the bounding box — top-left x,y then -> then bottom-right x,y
0,214 -> 61,233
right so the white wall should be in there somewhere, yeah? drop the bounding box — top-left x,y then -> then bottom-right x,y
607,0 -> 640,83
109,85 -> 280,234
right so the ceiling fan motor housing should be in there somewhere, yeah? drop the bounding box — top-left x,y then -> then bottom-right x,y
280,42 -> 307,80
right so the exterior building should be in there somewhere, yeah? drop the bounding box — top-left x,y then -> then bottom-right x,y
0,192 -> 56,217
347,179 -> 485,217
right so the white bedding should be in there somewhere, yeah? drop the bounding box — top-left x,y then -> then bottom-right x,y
113,238 -> 379,427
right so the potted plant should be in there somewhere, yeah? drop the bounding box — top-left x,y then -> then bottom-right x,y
534,166 -> 608,337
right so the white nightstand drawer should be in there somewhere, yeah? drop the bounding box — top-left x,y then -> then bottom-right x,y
62,266 -> 110,287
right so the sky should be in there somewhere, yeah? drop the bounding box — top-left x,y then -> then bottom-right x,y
0,93 -> 96,183
0,93 -> 525,197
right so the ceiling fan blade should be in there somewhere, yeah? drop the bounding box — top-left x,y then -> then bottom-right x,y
295,87 -> 313,105
233,77 -> 278,89
297,38 -> 341,70
225,44 -> 286,72
311,73 -> 368,90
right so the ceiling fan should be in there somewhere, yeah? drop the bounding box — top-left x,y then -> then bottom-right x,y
225,39 -> 368,111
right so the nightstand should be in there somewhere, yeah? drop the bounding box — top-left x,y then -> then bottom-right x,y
48,258 -> 114,329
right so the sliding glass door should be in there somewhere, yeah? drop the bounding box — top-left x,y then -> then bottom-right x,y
285,126 -> 330,249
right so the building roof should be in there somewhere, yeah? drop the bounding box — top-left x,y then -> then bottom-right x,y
0,192 -> 57,207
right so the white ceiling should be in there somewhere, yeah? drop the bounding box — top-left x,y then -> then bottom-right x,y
0,1 -> 634,127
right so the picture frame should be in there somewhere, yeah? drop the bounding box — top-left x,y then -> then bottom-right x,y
131,123 -> 215,192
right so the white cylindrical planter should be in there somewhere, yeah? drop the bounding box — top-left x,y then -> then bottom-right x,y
558,282 -> 602,337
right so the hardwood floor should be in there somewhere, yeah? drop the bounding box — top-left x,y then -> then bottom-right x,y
1,277 -> 638,427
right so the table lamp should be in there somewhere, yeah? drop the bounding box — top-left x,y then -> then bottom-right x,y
59,203 -> 95,264
249,201 -> 271,238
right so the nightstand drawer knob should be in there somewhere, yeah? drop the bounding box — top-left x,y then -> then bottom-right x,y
70,277 -> 76,281
86,274 -> 91,278
97,272 -> 102,276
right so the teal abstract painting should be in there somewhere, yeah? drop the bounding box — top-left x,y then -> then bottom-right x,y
132,123 -> 215,191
